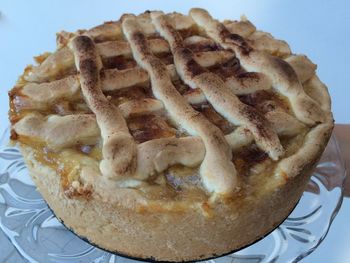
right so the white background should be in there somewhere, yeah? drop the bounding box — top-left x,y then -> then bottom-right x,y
0,1 -> 349,262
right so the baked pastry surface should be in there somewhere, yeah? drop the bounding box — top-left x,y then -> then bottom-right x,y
8,8 -> 333,261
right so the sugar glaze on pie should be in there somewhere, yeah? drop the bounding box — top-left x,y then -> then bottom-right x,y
9,8 -> 333,261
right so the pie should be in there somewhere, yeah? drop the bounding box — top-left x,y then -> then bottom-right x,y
8,8 -> 333,262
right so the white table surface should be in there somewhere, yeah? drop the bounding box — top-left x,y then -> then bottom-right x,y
0,1 -> 349,262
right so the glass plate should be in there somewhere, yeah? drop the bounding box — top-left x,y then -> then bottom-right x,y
0,127 -> 346,263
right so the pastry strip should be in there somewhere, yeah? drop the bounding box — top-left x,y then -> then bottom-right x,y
69,36 -> 137,179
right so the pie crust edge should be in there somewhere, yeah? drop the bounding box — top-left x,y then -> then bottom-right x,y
19,121 -> 331,261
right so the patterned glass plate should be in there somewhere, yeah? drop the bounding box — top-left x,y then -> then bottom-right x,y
0,126 -> 346,263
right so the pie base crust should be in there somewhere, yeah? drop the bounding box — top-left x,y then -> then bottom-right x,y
19,129 -> 330,261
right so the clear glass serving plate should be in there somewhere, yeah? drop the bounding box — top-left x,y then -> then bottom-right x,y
0,127 -> 346,263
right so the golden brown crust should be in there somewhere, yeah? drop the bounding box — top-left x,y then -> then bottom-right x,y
20,142 -> 325,261
11,8 -> 334,202
123,15 -> 237,194
13,113 -> 100,148
275,122 -> 334,179
189,8 -> 325,126
151,12 -> 284,160
9,8 -> 334,262
69,36 -> 137,179
188,8 -> 334,183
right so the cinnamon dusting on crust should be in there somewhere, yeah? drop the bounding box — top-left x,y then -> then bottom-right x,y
9,8 -> 333,204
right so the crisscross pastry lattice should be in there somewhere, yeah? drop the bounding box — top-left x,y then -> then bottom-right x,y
10,9 -> 333,202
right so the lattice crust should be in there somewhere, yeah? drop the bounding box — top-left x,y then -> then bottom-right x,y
10,9 -> 333,200
189,9 -> 325,126
122,15 -> 238,194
